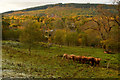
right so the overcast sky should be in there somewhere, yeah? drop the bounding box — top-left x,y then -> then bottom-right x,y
0,0 -> 115,13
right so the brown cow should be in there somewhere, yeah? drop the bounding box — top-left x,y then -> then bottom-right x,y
69,54 -> 76,61
81,56 -> 88,64
94,58 -> 101,66
63,53 -> 67,59
66,55 -> 73,60
63,54 -> 73,60
73,56 -> 82,63
86,57 -> 95,66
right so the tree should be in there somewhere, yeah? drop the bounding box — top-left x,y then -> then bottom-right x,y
84,29 -> 101,47
2,17 -> 10,40
2,18 -> 10,30
53,29 -> 66,47
65,31 -> 79,46
112,0 -> 120,26
19,20 -> 43,54
53,18 -> 65,29
84,5 -> 119,52
78,32 -> 88,46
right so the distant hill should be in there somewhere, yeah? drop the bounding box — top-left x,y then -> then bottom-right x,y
21,3 -> 115,11
2,3 -> 115,14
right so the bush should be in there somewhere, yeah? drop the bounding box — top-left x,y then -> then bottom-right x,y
2,30 -> 21,41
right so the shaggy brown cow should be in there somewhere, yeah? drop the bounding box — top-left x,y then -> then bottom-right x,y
104,51 -> 114,54
73,56 -> 82,63
81,56 -> 88,64
94,58 -> 101,66
86,57 -> 95,66
69,54 -> 76,61
63,54 -> 73,60
63,54 -> 67,59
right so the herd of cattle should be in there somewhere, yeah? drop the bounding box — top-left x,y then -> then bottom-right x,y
63,54 -> 101,66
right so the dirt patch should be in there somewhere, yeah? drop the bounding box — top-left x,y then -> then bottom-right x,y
3,69 -> 31,78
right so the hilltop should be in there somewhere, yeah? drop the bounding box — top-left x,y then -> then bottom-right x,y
2,3 -> 116,17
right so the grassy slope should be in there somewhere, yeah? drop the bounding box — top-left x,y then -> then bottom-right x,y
2,41 -> 119,78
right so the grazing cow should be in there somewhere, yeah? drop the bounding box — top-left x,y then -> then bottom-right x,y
63,54 -> 67,59
63,54 -> 73,60
104,51 -> 107,53
63,54 -> 101,66
69,54 -> 76,61
104,51 -> 110,54
80,56 -> 88,64
73,56 -> 82,63
86,57 -> 95,66
66,55 -> 73,60
94,58 -> 101,66
104,51 -> 114,54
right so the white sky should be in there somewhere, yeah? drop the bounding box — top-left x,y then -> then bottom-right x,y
0,0 -> 115,13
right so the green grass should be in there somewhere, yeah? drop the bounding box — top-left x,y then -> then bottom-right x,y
2,41 -> 119,78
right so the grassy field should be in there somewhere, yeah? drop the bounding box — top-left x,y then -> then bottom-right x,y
2,40 -> 119,78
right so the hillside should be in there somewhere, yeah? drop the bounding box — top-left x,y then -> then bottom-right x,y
20,3 -> 114,12
2,2 -> 120,78
2,3 -> 116,17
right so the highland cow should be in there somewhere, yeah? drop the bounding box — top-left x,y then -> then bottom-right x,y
73,56 -> 82,63
63,54 -> 73,60
94,58 -> 101,66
